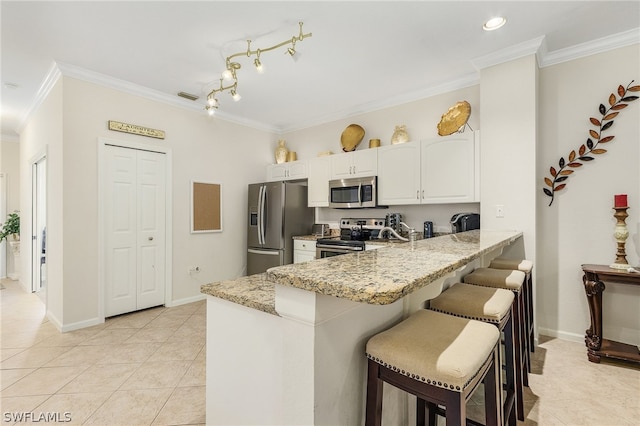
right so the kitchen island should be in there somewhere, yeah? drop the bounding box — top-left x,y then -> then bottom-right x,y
201,229 -> 522,425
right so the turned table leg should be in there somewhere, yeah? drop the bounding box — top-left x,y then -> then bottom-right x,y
582,272 -> 605,363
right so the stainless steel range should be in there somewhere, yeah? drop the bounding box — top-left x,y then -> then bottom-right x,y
315,218 -> 386,259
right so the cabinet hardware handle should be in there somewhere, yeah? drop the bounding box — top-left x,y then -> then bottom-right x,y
416,190 -> 419,199
149,236 -> 154,241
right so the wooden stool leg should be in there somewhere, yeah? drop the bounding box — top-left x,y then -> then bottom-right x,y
503,313 -> 520,424
365,359 -> 383,426
523,276 -> 532,373
512,293 -> 526,421
416,397 -> 425,426
444,393 -> 465,426
426,401 -> 437,426
483,345 -> 501,426
528,272 -> 535,353
518,290 -> 529,387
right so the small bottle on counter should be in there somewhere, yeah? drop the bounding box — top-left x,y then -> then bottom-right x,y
423,221 -> 433,239
409,228 -> 418,250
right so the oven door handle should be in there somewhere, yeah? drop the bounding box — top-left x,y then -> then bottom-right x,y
316,244 -> 364,251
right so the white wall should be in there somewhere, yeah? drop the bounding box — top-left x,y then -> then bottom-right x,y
21,78 -> 64,323
21,75 -> 274,330
0,138 -> 21,278
538,44 -> 640,343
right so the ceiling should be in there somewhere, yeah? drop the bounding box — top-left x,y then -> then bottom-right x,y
2,1 -> 639,138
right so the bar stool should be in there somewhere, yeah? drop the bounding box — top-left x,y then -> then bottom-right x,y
365,309 -> 501,426
489,258 -> 535,360
428,282 -> 520,424
463,267 -> 528,392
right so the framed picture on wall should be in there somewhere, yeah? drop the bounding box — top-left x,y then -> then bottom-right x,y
191,181 -> 222,233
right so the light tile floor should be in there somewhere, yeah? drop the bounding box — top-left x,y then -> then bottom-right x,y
1,279 -> 205,425
458,335 -> 640,425
2,278 -> 639,425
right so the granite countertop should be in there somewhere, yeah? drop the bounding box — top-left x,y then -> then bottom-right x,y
201,229 -> 522,312
267,229 -> 522,305
201,274 -> 278,316
292,234 -> 328,241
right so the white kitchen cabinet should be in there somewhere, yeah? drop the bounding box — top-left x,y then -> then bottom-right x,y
266,160 -> 308,181
293,239 -> 316,263
377,131 -> 479,205
307,156 -> 330,207
377,142 -> 422,204
330,149 -> 378,179
421,131 -> 478,203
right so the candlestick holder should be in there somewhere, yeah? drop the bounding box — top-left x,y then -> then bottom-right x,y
610,206 -> 630,269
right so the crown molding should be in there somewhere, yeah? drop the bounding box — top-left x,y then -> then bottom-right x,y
539,27 -> 640,67
280,73 -> 480,133
472,36 -> 546,71
54,62 -> 280,134
16,61 -> 62,133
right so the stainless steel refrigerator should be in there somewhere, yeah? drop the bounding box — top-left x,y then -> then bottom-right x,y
247,181 -> 314,275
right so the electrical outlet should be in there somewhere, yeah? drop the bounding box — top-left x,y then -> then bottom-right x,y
189,266 -> 200,273
496,205 -> 504,218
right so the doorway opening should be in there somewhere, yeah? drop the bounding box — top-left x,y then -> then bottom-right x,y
31,154 -> 47,299
0,173 -> 6,281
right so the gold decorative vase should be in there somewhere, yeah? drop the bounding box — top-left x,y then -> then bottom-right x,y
275,139 -> 289,164
391,125 -> 409,144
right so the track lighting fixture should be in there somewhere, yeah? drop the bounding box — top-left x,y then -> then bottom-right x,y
204,21 -> 311,114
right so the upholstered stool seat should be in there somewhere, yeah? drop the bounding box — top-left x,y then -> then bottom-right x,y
365,309 -> 501,426
489,258 -> 533,274
490,258 -> 535,362
463,267 -> 526,291
429,283 -> 514,324
464,268 -> 529,392
429,283 -> 520,424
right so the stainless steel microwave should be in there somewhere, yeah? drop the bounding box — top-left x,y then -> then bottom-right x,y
329,176 -> 378,208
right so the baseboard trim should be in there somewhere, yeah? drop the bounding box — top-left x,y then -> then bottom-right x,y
55,316 -> 104,333
166,294 -> 206,308
537,327 -> 584,344
46,310 -> 63,332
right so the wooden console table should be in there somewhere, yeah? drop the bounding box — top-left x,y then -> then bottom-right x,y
581,264 -> 640,365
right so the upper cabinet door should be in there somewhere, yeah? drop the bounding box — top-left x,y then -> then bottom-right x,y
330,153 -> 353,179
308,156 -> 330,207
351,149 -> 378,177
421,131 -> 478,204
330,149 -> 378,179
266,161 -> 308,182
377,142 -> 421,205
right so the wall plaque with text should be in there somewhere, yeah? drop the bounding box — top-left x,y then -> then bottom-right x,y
108,120 -> 165,139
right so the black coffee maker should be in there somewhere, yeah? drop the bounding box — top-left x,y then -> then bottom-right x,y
450,213 -> 480,233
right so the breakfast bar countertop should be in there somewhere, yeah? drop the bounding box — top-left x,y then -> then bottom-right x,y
200,273 -> 278,316
266,229 -> 522,305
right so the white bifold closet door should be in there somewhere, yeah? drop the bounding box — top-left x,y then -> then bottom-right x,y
105,145 -> 166,317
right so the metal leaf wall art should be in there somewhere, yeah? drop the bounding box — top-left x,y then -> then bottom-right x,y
544,80 -> 640,206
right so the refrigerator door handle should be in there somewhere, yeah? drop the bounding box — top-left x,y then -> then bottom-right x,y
257,185 -> 264,245
260,184 -> 267,245
248,249 -> 280,256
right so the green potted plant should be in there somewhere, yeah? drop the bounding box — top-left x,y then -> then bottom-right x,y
0,211 -> 20,242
